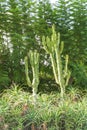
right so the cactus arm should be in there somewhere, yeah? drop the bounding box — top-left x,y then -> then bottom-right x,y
57,33 -> 60,48
60,41 -> 64,54
24,56 -> 32,87
35,53 -> 39,86
63,55 -> 68,78
65,55 -> 69,73
32,52 -> 39,89
50,54 -> 59,84
42,36 -> 50,53
55,48 -> 62,87
63,55 -> 71,87
65,71 -> 71,87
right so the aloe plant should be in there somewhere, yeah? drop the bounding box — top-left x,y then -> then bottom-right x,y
24,50 -> 39,105
42,25 -> 71,101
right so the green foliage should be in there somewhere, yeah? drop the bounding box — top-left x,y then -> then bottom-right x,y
70,62 -> 87,89
35,0 -> 53,37
0,47 -> 11,89
42,25 -> 71,99
0,0 -> 37,87
53,0 -> 87,62
0,70 -> 10,87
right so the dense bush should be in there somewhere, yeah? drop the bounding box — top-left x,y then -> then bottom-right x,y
70,62 -> 87,89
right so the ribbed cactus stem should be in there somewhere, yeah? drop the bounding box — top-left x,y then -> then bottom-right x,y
24,50 -> 39,106
42,25 -> 71,101
50,54 -> 58,84
24,56 -> 32,87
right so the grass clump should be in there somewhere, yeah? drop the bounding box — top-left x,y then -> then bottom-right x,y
0,85 -> 87,130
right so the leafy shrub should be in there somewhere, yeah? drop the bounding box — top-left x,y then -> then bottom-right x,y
70,62 -> 87,89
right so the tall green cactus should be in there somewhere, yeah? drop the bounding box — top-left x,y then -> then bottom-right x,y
24,50 -> 39,105
42,25 -> 71,100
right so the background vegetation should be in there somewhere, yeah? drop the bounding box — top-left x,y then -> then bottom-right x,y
0,0 -> 87,91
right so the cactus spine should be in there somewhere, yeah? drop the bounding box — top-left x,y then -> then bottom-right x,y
24,50 -> 39,105
42,25 -> 71,100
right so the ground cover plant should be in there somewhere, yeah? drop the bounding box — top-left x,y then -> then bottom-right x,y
0,85 -> 87,130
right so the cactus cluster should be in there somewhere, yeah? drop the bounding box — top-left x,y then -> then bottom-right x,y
24,50 -> 39,105
42,25 -> 71,100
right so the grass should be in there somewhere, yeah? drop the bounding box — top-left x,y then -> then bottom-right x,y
0,84 -> 87,130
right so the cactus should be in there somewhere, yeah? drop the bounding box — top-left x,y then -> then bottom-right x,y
24,50 -> 39,105
42,25 -> 71,101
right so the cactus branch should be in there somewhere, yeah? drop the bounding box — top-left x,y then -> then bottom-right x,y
24,56 -> 32,87
24,50 -> 39,106
50,54 -> 59,84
